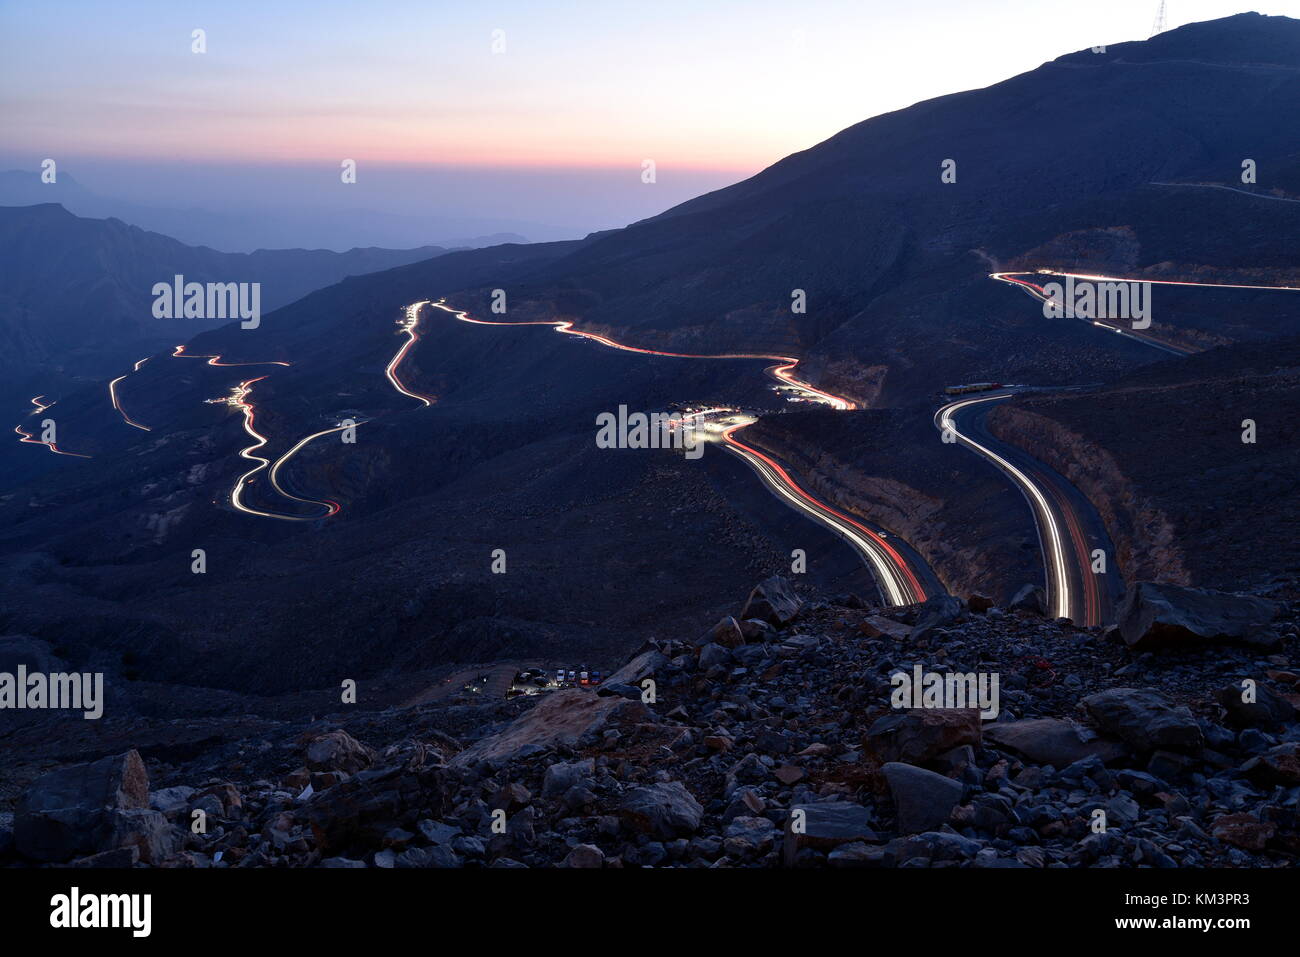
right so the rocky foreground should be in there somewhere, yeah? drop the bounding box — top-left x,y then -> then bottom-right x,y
4,576 -> 1299,869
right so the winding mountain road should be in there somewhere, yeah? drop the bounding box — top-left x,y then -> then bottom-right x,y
935,392 -> 1120,626
422,300 -> 927,605
964,267 -> 1300,624
720,420 -> 929,605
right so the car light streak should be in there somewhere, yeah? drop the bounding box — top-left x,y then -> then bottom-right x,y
722,423 -> 925,606
267,425 -> 349,517
225,378 -> 341,521
385,302 -> 436,406
425,300 -> 854,410
13,423 -> 92,458
108,357 -> 153,431
173,344 -> 290,367
13,393 -> 91,457
991,270 -> 1300,356
936,394 -> 1072,621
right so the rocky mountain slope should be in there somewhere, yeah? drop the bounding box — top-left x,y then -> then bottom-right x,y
432,13 -> 1300,407
4,575 -> 1296,869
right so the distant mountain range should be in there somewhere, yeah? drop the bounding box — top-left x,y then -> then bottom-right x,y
0,203 -> 469,389
0,169 -> 533,253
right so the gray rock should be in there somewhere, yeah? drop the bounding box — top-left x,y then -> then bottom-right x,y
454,691 -> 652,766
417,819 -> 462,845
15,750 -> 151,863
70,847 -> 140,868
604,650 -> 670,688
619,782 -> 703,839
783,803 -> 879,865
865,709 -> 982,766
414,845 -> 462,868
1117,582 -> 1279,649
723,815 -> 777,858
881,763 -> 964,834
104,808 -> 178,864
741,575 -> 803,627
827,842 -> 891,867
542,758 -> 595,798
305,730 -> 376,775
1216,682 -> 1297,728
985,717 -> 1127,767
1009,584 -> 1047,616
149,785 -> 197,818
699,643 -> 733,670
563,843 -> 605,868
1104,793 -> 1141,827
1082,688 -> 1204,755
912,595 -> 964,641
705,616 -> 745,649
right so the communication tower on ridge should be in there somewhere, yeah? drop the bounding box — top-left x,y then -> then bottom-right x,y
1152,1 -> 1168,37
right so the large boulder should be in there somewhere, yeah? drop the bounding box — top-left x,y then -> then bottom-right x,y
1117,582 -> 1279,650
619,781 -> 703,839
452,690 -> 652,767
15,750 -> 155,863
1081,688 -> 1203,755
741,575 -> 803,627
864,710 -> 982,766
984,718 -> 1127,767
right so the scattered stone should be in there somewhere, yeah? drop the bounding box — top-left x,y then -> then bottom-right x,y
1009,584 -> 1047,616
860,616 -> 912,640
912,595 -> 964,641
783,803 -> 878,866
